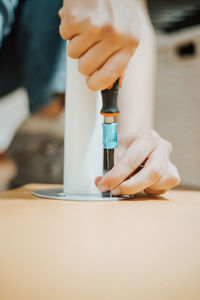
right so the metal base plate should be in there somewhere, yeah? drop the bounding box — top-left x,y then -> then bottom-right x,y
32,188 -> 134,201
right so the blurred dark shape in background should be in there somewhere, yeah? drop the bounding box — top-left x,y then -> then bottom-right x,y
148,0 -> 200,33
8,133 -> 64,188
148,0 -> 200,188
7,96 -> 65,189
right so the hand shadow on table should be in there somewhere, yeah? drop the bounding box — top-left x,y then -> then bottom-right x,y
120,192 -> 169,202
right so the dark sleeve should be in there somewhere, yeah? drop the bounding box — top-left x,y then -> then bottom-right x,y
0,0 -> 19,46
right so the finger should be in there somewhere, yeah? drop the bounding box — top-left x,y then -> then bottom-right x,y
58,8 -> 65,19
114,145 -> 127,164
87,46 -> 136,91
97,137 -> 155,193
78,39 -> 122,76
144,162 -> 180,195
59,16 -> 83,40
111,144 -> 170,196
95,176 -> 102,187
67,31 -> 100,59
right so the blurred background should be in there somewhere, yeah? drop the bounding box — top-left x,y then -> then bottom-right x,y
148,0 -> 200,188
0,0 -> 200,191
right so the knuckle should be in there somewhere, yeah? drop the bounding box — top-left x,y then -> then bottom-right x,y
78,59 -> 90,76
59,15 -> 79,40
87,78 -> 99,91
171,173 -> 181,187
163,140 -> 173,153
136,130 -> 159,144
101,24 -> 115,35
141,129 -> 158,140
59,24 -> 68,40
150,130 -> 160,140
107,34 -> 122,47
149,166 -> 162,182
78,16 -> 106,33
101,24 -> 126,44
127,36 -> 139,50
67,45 -> 78,59
67,11 -> 79,23
58,8 -> 64,18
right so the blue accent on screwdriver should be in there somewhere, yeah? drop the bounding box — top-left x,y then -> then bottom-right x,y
102,123 -> 118,149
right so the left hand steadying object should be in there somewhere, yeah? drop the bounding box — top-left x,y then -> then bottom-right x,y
95,130 -> 180,196
59,0 -> 140,90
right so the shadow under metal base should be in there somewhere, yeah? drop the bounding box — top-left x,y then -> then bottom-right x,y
32,188 -> 134,201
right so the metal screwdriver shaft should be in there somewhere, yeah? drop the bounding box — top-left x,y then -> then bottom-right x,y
104,116 -> 115,170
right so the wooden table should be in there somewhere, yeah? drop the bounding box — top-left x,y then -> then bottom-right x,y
0,184 -> 200,300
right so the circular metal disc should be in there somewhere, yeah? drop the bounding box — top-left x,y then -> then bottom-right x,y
32,188 -> 134,201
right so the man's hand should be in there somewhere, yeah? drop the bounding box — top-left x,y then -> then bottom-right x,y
95,130 -> 180,196
59,0 -> 140,90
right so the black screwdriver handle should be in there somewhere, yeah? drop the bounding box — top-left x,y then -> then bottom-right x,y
100,79 -> 120,116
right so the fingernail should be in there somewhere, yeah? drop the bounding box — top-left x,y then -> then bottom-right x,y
98,185 -> 109,193
111,188 -> 120,196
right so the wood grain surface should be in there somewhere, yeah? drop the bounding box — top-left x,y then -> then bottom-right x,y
0,184 -> 200,300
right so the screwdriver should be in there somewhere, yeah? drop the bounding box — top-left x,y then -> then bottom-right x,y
101,79 -> 120,172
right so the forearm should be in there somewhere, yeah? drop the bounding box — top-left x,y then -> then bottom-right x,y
118,0 -> 156,135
